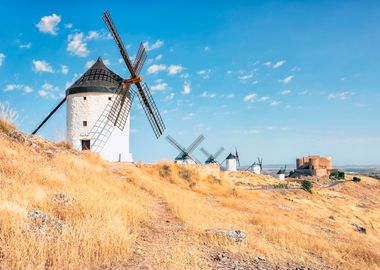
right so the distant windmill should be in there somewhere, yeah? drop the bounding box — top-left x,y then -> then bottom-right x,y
166,134 -> 205,164
277,165 -> 287,180
223,147 -> 240,171
200,147 -> 224,164
247,157 -> 263,174
31,10 -> 165,161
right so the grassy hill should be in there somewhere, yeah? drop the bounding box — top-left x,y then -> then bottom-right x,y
0,122 -> 379,269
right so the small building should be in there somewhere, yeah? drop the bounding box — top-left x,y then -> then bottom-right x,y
294,155 -> 333,177
252,164 -> 261,175
225,153 -> 237,171
276,168 -> 286,180
175,155 -> 196,165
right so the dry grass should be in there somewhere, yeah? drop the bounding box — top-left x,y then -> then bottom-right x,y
0,122 -> 379,269
0,103 -> 17,133
0,133 -> 149,269
116,162 -> 380,270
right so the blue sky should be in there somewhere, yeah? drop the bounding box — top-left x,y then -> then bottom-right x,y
0,0 -> 379,165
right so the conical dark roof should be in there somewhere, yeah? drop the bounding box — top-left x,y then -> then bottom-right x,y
66,57 -> 123,96
226,153 -> 236,159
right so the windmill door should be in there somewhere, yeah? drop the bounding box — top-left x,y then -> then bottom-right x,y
81,140 -> 91,150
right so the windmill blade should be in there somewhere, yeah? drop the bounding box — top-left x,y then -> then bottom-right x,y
32,97 -> 66,135
187,134 -> 205,154
166,135 -> 187,154
102,10 -> 135,77
188,153 -> 202,164
107,83 -> 136,130
133,43 -> 147,75
213,147 -> 225,159
235,147 -> 240,167
200,147 -> 211,158
136,82 -> 166,138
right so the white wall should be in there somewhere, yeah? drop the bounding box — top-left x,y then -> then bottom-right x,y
66,92 -> 132,162
226,158 -> 237,171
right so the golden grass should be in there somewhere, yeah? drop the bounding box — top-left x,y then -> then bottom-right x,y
1,125 -> 379,269
116,162 -> 380,270
0,103 -> 16,134
0,134 -> 149,269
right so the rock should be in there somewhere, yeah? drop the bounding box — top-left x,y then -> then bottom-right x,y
27,210 -> 49,223
27,209 -> 63,236
352,224 -> 367,234
206,228 -> 247,243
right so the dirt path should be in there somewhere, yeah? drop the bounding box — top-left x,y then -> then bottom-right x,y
111,165 -> 212,269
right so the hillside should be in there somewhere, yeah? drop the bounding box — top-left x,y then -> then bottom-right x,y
0,126 -> 379,269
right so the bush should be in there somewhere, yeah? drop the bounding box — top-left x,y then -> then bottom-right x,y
273,183 -> 288,189
159,165 -> 171,177
330,170 -> 345,180
302,180 -> 313,193
179,169 -> 192,182
352,176 -> 361,182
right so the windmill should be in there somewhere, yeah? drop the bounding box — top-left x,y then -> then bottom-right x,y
247,157 -> 263,174
223,147 -> 240,171
200,147 -> 224,164
277,165 -> 287,180
166,135 -> 205,164
31,10 -> 165,161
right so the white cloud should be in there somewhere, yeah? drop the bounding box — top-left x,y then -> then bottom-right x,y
182,81 -> 191,95
60,65 -> 69,75
103,59 -> 111,66
19,43 -> 32,49
252,80 -> 258,85
299,90 -> 308,95
201,91 -> 216,98
180,73 -> 190,79
238,74 -> 253,81
182,113 -> 194,121
281,89 -> 291,95
165,93 -> 175,101
259,96 -> 270,102
273,60 -> 286,69
204,46 -> 210,52
87,30 -> 100,40
36,14 -> 61,35
197,69 -> 211,79
279,75 -> 294,84
64,23 -> 73,29
270,100 -> 280,106
67,32 -> 89,57
263,61 -> 272,67
151,82 -> 168,91
85,60 -> 95,69
3,84 -> 33,94
327,91 -> 355,101
147,64 -> 167,74
244,93 -> 257,102
155,54 -> 163,61
226,70 -> 232,76
32,60 -> 54,73
167,64 -> 184,75
38,83 -> 63,99
226,93 -> 235,98
143,40 -> 164,51
0,53 -> 4,67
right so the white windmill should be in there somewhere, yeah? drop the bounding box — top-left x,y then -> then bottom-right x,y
31,11 -> 166,162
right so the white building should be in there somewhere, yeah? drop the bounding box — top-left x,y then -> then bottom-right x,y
253,164 -> 261,175
225,153 -> 237,171
276,168 -> 286,180
66,57 -> 133,162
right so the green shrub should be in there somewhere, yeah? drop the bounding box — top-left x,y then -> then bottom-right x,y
159,165 -> 171,177
330,171 -> 345,180
352,176 -> 361,182
302,180 -> 313,193
179,169 -> 192,182
273,183 -> 288,189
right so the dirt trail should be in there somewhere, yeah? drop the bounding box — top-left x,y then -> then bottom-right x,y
111,165 -> 212,269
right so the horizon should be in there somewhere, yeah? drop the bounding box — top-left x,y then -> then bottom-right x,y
1,0 -> 379,165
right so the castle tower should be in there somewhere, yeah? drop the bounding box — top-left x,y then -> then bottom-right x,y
66,57 -> 132,162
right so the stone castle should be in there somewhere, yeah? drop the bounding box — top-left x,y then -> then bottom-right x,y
294,155 -> 333,177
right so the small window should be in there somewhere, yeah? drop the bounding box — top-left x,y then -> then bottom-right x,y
83,97 -> 87,100
108,97 -> 112,101
83,121 -> 87,127
81,140 -> 91,150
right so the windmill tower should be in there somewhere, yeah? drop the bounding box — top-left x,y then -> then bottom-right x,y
31,11 -> 166,161
277,165 -> 287,180
247,157 -> 263,174
224,148 -> 240,171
